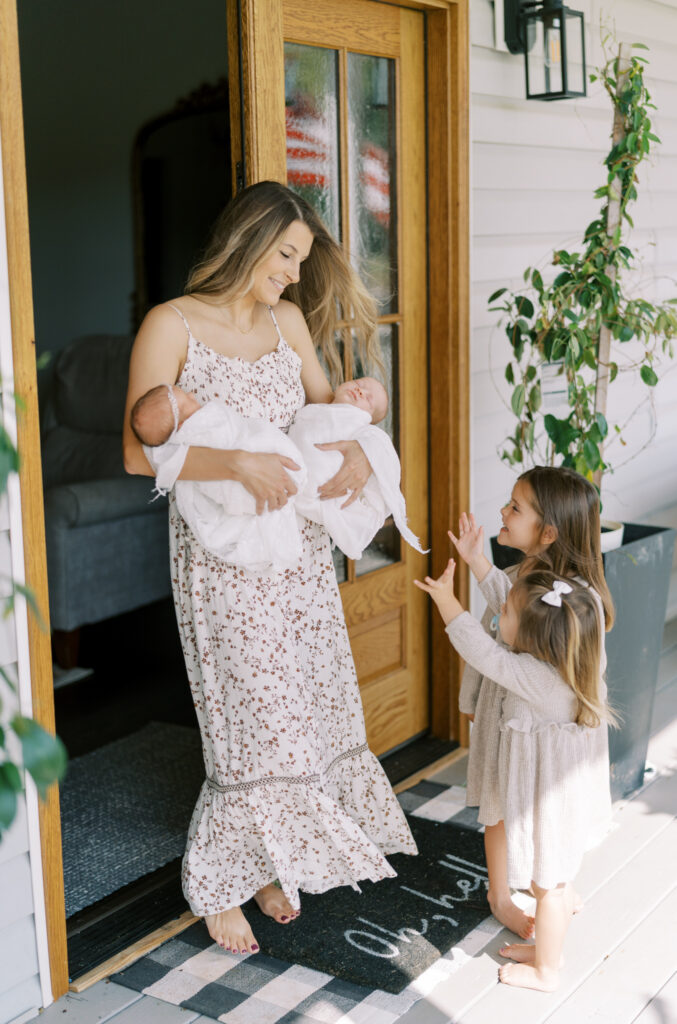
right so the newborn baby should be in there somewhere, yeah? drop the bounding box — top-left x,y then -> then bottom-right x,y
133,378 -> 425,569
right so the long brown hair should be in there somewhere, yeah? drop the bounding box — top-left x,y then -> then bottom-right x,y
510,572 -> 615,727
186,180 -> 380,386
518,466 -> 615,630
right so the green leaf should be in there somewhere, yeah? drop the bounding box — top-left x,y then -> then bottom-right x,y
528,384 -> 541,413
0,780 -> 17,833
618,325 -> 634,341
505,363 -> 514,386
0,762 -> 22,792
609,362 -> 618,383
582,347 -> 598,371
11,716 -> 67,799
511,384 -> 526,417
632,42 -> 649,49
640,365 -> 658,386
531,269 -> 544,293
488,287 -> 508,303
515,296 -> 535,319
583,439 -> 602,471
595,412 -> 609,440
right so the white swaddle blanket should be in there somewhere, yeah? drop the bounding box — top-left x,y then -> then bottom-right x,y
144,400 -> 426,568
288,403 -> 427,560
144,401 -> 306,571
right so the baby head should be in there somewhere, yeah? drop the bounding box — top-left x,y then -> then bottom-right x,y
130,384 -> 201,447
333,377 -> 388,424
500,570 -> 610,727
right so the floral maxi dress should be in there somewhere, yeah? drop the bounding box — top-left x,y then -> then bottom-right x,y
169,305 -> 417,916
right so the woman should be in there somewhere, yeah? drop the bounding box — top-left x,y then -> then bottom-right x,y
123,181 -> 416,955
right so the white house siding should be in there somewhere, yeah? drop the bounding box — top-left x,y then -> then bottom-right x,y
469,0 -> 677,618
0,133 -> 47,1021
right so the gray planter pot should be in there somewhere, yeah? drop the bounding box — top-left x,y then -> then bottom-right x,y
490,522 -> 676,800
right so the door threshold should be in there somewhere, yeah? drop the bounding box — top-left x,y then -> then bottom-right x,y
68,739 -> 467,991
69,910 -> 196,992
392,745 -> 467,794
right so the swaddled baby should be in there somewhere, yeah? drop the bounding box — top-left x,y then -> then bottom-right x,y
132,378 -> 425,570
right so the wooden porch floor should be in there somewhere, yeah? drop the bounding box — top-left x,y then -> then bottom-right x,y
28,620 -> 677,1024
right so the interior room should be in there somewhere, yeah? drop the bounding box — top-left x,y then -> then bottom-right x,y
18,0 -> 231,978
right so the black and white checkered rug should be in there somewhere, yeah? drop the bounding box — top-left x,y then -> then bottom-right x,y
112,779 -> 508,1021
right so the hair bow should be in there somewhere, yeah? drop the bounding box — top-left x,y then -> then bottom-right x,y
541,580 -> 573,607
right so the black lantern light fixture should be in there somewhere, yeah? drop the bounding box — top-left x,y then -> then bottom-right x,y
504,0 -> 587,101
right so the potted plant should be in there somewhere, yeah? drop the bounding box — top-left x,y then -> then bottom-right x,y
487,42 -> 677,799
0,390 -> 66,841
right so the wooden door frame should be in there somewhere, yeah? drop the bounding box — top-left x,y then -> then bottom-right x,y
0,0 -> 68,1001
0,0 -> 468,1004
229,0 -> 471,746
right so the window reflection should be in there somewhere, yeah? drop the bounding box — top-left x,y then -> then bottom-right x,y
284,43 -> 341,239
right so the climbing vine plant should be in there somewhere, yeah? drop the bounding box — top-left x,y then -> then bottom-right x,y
0,390 -> 66,839
490,41 -> 677,482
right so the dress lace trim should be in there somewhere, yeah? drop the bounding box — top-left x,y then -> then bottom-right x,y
206,742 -> 370,794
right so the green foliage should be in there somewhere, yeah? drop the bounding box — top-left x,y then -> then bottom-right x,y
492,45 -> 677,481
0,392 -> 66,839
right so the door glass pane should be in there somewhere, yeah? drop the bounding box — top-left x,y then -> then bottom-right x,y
284,43 -> 341,238
347,53 -> 397,314
355,324 -> 401,576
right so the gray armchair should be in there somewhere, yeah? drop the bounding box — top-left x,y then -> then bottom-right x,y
42,335 -> 172,661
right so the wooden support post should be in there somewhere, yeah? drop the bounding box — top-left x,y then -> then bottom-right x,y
594,43 -> 631,488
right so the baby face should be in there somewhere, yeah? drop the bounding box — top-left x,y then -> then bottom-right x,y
333,377 -> 388,424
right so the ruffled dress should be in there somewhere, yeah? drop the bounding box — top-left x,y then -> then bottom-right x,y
449,601 -> 612,889
168,305 -> 416,916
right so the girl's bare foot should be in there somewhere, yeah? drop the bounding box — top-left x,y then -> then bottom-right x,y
205,907 -> 259,954
253,882 -> 300,924
499,961 -> 559,991
488,893 -> 535,939
500,943 -> 564,967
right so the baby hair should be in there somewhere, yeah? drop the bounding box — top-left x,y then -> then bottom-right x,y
130,384 -> 175,448
510,571 -> 613,728
518,466 -> 614,631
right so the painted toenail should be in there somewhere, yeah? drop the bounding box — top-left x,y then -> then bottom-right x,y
252,944 -> 259,951
281,915 -> 289,921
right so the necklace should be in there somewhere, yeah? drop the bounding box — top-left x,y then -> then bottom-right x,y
215,303 -> 256,335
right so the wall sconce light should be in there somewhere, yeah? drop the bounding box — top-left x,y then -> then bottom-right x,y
504,0 -> 587,101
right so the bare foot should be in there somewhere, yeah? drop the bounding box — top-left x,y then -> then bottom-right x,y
499,961 -> 559,991
500,943 -> 564,967
488,893 -> 535,939
253,882 -> 299,924
205,907 -> 259,955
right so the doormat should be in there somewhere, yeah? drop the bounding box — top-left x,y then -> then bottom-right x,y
61,721 -> 204,917
112,815 -> 491,1007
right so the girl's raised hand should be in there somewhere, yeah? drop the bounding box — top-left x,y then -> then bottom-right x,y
449,513 -> 483,563
448,513 -> 493,583
414,559 -> 464,625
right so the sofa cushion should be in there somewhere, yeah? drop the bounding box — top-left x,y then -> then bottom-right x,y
53,334 -> 134,434
41,425 -> 126,489
44,477 -> 166,529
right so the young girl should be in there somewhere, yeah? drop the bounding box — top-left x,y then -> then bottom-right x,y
451,466 -> 613,939
415,561 -> 613,991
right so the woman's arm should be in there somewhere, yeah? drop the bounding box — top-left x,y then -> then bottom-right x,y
123,304 -> 300,513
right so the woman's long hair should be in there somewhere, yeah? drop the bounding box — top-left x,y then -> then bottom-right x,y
518,466 -> 615,630
511,572 -> 615,728
186,180 -> 380,386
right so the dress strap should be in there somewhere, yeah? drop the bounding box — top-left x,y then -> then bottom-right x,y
268,305 -> 284,342
167,302 -> 191,336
